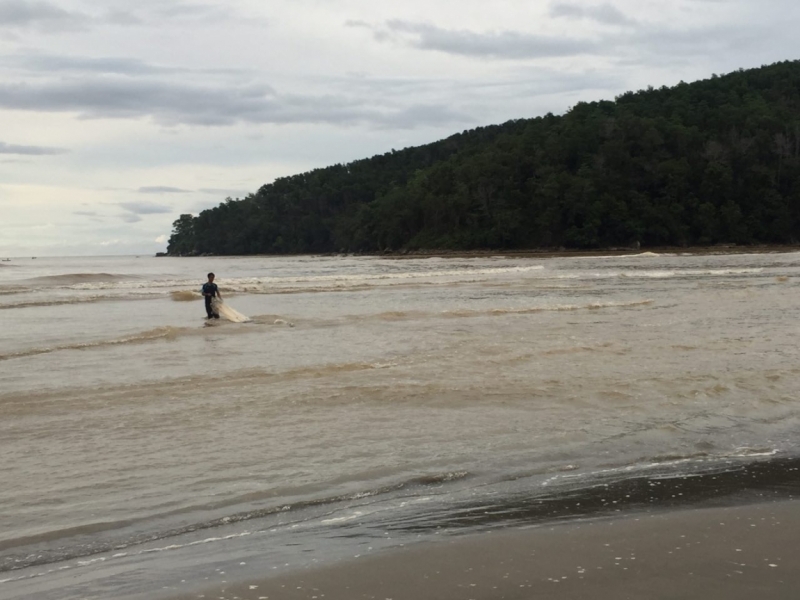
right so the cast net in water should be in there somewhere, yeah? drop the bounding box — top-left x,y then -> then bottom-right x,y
212,298 -> 251,323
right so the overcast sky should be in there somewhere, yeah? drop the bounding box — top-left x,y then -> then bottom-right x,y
0,0 -> 797,256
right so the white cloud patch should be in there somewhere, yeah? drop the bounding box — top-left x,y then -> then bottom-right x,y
138,186 -> 190,193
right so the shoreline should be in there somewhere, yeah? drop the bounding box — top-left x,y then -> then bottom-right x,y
168,498 -> 800,600
382,244 -> 800,260
162,457 -> 800,600
161,244 -> 800,260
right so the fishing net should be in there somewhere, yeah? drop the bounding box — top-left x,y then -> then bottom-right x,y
212,298 -> 251,322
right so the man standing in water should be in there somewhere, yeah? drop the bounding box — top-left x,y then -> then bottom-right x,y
202,272 -> 221,319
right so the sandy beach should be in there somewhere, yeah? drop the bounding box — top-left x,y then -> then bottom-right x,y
170,499 -> 800,600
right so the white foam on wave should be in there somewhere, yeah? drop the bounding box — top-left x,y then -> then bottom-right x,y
625,268 -> 764,278
442,299 -> 654,318
541,456 -> 711,488
730,447 -> 779,458
139,531 -> 254,555
60,265 -> 547,292
212,265 -> 549,294
320,511 -> 364,525
556,268 -> 764,281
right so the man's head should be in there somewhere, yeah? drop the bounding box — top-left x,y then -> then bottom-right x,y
207,272 -> 215,281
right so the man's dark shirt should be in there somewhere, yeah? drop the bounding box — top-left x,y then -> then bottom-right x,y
202,282 -> 218,297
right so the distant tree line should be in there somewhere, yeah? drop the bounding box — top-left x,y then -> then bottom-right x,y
168,60 -> 800,255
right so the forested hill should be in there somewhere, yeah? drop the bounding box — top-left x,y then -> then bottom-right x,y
167,60 -> 800,255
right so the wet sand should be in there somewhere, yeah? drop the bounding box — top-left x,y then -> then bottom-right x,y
171,499 -> 800,600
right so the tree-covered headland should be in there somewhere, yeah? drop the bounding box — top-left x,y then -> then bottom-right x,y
167,61 -> 800,255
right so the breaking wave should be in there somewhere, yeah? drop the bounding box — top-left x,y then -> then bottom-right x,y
618,268 -> 764,278
0,470 -> 472,573
17,265 -> 547,293
0,296 -> 112,310
24,273 -> 138,286
170,290 -> 201,301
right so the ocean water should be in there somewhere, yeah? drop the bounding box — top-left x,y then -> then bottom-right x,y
2,251 -> 800,599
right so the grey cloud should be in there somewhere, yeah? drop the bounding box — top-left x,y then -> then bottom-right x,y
119,201 -> 172,214
594,21 -> 767,70
324,73 -> 441,95
138,186 -> 190,194
100,0 -> 267,27
0,77 -> 471,128
0,78 -> 275,124
627,24 -> 758,56
549,3 -> 583,18
344,19 -> 370,29
383,20 -> 599,59
549,2 -> 635,26
0,1 -> 261,35
151,2 -> 232,21
479,67 -> 623,97
121,214 -> 143,223
376,103 -> 473,129
363,9 -> 784,69
0,0 -> 90,31
371,14 -> 783,70
1,53 -> 251,78
73,210 -> 98,216
104,9 -> 141,25
0,141 -> 67,155
4,54 -> 179,75
330,67 -> 621,100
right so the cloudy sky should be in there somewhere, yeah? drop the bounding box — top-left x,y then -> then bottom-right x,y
0,0 -> 796,256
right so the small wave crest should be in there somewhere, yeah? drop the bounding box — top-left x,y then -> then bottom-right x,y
170,290 -> 201,302
0,296 -> 110,310
0,285 -> 28,295
25,273 -> 137,286
156,265 -> 548,295
622,268 -> 764,278
0,327 -> 186,361
443,299 -> 653,318
730,447 -> 780,458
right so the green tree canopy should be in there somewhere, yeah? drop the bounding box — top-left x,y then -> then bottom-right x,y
168,60 -> 800,255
